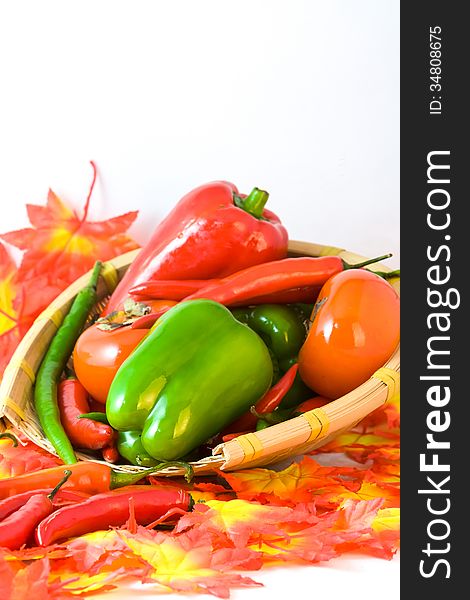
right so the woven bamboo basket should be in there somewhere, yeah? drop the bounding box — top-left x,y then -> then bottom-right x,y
0,241 -> 400,477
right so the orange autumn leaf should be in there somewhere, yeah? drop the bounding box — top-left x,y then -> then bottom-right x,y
0,556 -> 81,600
0,434 -> 61,478
241,499 -> 392,564
316,429 -> 400,457
119,529 -> 262,598
0,243 -> 16,336
334,505 -> 400,559
370,507 -> 400,555
358,394 -> 401,431
176,497 -> 398,563
176,500 -> 295,549
1,165 -> 139,284
0,327 -> 21,379
0,163 -> 140,378
219,456 -> 357,506
0,243 -> 20,374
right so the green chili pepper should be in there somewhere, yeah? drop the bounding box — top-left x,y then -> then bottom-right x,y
231,303 -> 313,408
117,430 -> 159,467
107,299 -> 273,461
34,261 -> 103,464
78,412 -> 110,424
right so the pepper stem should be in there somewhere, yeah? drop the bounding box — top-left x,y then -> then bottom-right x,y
47,469 -> 72,501
110,461 -> 194,489
79,412 -> 109,424
235,187 -> 269,218
342,253 -> 392,270
367,268 -> 401,280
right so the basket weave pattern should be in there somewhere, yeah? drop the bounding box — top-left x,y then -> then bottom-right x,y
0,241 -> 400,477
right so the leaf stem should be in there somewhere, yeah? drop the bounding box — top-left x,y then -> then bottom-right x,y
81,160 -> 97,224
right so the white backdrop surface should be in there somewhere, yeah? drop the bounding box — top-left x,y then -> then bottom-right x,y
0,0 -> 399,267
0,1 -> 400,598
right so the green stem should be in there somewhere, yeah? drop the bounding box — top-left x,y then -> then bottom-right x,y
79,412 -> 109,424
47,469 -> 72,501
234,187 -> 269,218
110,461 -> 194,489
342,253 -> 392,270
368,268 -> 400,280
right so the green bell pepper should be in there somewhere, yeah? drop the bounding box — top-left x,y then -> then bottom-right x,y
106,299 -> 273,461
231,303 -> 313,409
117,430 -> 159,467
231,304 -> 307,371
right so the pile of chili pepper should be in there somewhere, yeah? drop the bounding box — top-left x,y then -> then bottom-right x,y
18,180 -> 398,475
0,433 -> 195,550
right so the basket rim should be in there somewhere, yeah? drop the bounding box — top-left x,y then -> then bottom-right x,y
0,240 -> 400,475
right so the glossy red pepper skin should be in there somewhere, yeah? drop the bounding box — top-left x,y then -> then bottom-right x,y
223,364 -> 299,434
185,254 -> 392,307
129,279 -> 223,301
256,364 -> 299,414
185,256 -> 345,306
0,488 -> 90,521
35,487 -> 192,546
105,181 -> 288,313
129,279 -> 320,306
294,396 -> 330,412
0,493 -> 55,550
101,441 -> 120,463
58,378 -> 114,450
0,471 -> 71,550
0,462 -> 153,500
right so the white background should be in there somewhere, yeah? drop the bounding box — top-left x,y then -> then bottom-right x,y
0,1 -> 400,598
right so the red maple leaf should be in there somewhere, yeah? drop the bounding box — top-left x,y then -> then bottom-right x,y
1,163 -> 139,284
0,163 -> 140,378
0,434 -> 61,478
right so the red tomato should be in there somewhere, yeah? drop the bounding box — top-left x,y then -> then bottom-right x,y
298,269 -> 400,399
73,300 -> 177,404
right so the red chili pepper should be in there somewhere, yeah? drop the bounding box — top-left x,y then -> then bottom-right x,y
294,396 -> 330,413
0,462 -> 167,500
104,182 -> 288,314
88,398 -> 107,413
223,364 -> 299,434
221,431 -> 253,443
58,378 -> 114,450
257,364 -> 299,413
129,309 -> 168,329
231,285 -> 321,306
102,440 -> 120,463
185,254 -> 392,307
0,488 -> 91,521
129,280 -> 320,306
35,486 -> 193,546
129,279 -> 223,301
0,470 -> 71,550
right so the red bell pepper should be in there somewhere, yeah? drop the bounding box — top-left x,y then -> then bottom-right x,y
105,181 -> 288,313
